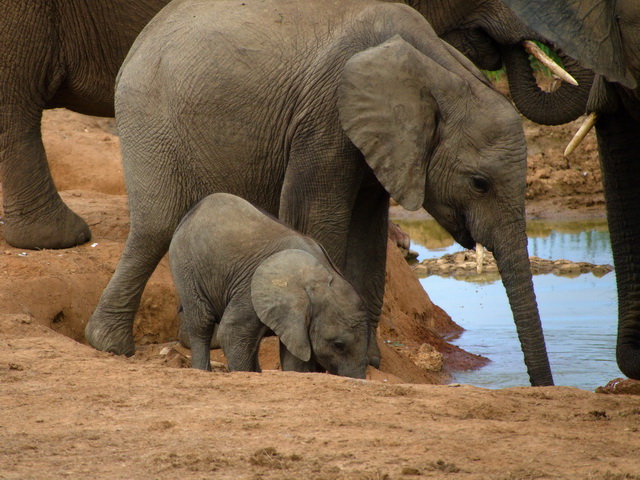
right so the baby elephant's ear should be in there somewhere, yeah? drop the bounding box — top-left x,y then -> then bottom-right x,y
338,34 -> 460,211
251,249 -> 332,362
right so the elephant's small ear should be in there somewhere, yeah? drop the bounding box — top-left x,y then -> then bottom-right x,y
251,249 -> 332,362
338,35 -> 460,211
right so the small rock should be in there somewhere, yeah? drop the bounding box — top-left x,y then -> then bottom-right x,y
596,378 -> 640,395
411,343 -> 443,372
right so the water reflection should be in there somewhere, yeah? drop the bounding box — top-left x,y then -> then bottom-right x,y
394,218 -> 621,391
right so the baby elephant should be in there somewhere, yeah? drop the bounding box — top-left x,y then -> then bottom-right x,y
169,193 -> 370,378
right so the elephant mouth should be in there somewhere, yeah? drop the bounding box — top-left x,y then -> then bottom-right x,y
454,231 -> 475,251
452,223 -> 476,250
452,214 -> 476,250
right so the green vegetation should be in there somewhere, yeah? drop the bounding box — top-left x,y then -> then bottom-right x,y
482,41 -> 565,82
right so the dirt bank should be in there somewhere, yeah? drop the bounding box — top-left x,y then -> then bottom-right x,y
2,108 -> 639,479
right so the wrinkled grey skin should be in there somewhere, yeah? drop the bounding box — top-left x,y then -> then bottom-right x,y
0,0 -> 170,250
86,0 -> 553,386
407,0 -> 594,125
0,0 -> 588,252
501,0 -> 640,380
170,193 -> 370,378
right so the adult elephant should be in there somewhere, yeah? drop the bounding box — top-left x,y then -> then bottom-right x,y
407,0 -> 595,126
0,0 -> 170,250
85,0 -> 554,386
500,0 -> 640,380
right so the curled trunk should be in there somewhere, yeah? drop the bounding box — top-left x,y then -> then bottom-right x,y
502,44 -> 594,126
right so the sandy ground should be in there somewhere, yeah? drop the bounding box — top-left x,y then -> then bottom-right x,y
1,108 -> 639,479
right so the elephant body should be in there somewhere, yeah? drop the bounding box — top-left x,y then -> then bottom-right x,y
170,193 -> 369,378
85,0 -> 554,385
500,0 -> 640,380
0,0 -> 170,249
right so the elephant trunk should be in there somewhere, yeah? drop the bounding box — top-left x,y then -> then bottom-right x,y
336,365 -> 367,379
502,44 -> 594,126
492,227 -> 554,386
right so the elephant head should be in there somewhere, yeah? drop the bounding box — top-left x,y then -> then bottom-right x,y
338,35 -> 553,386
406,0 -> 595,126
498,0 -> 640,381
251,249 -> 370,379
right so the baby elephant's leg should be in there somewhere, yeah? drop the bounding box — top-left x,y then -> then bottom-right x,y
217,305 -> 266,372
181,298 -> 217,371
178,306 -> 222,350
280,341 -> 319,373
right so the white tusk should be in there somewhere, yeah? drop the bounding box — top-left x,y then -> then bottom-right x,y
523,40 -> 579,87
564,112 -> 598,157
476,243 -> 484,274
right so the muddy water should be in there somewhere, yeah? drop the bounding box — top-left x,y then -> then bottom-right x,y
395,219 -> 619,391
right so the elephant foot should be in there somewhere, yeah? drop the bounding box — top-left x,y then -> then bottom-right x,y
3,202 -> 91,250
368,337 -> 381,369
84,309 -> 136,356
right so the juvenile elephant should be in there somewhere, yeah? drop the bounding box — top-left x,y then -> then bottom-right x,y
170,193 -> 370,378
86,0 -> 554,386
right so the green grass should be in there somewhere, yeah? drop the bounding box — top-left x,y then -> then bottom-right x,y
482,41 -> 565,82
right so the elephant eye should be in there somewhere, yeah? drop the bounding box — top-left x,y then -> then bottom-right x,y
332,340 -> 346,352
471,176 -> 490,194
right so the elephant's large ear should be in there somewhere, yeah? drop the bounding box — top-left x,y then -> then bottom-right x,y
251,249 -> 332,362
501,0 -> 636,89
338,35 -> 464,211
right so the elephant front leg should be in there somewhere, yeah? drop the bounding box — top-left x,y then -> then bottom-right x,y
279,341 -> 320,373
344,187 -> 390,369
596,107 -> 640,380
278,149 -> 384,367
280,156 -> 389,367
217,306 -> 266,373
1,117 -> 91,249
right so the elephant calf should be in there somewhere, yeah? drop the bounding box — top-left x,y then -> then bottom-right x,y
169,193 -> 370,378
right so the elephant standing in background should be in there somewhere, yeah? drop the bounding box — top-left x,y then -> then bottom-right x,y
170,193 -> 369,378
85,0 -> 554,386
407,0 -> 595,126
500,0 -> 640,380
0,0 -> 170,249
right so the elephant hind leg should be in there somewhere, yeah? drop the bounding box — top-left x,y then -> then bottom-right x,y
85,226 -> 174,356
181,303 -> 217,372
0,5 -> 89,250
1,116 -> 91,249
